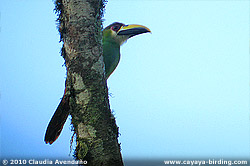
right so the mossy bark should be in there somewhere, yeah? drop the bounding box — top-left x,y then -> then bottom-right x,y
54,0 -> 123,165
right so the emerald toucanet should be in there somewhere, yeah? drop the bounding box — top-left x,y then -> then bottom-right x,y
45,22 -> 151,144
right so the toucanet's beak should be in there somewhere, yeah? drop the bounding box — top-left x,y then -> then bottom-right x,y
117,24 -> 151,38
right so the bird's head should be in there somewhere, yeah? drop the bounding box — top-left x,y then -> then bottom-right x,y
103,22 -> 151,45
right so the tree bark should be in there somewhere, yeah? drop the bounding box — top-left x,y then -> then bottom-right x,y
54,0 -> 123,165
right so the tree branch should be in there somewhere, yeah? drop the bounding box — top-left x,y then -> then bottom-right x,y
54,0 -> 123,165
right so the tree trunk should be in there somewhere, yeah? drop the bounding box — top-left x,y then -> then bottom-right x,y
54,0 -> 123,165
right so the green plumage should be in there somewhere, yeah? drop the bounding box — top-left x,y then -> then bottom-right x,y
102,33 -> 121,78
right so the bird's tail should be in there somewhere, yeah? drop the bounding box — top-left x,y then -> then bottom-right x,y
44,95 -> 70,144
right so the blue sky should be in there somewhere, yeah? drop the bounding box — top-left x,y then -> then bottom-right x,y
0,0 -> 249,161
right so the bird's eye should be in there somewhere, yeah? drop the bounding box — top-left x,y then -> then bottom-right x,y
111,26 -> 119,32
